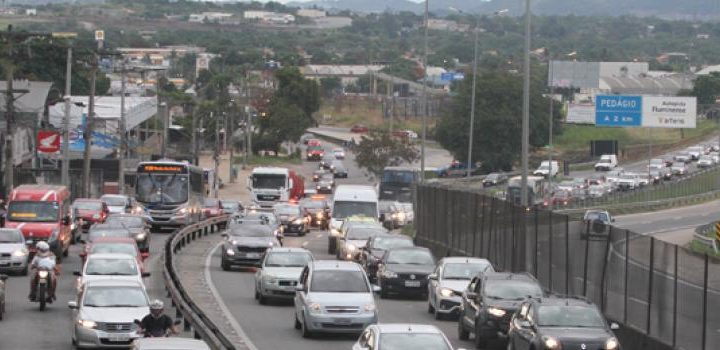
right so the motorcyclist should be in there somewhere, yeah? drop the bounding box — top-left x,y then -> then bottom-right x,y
28,241 -> 59,302
136,300 -> 179,337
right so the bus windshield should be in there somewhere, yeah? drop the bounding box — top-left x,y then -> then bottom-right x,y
136,173 -> 189,204
382,170 -> 416,184
252,174 -> 286,189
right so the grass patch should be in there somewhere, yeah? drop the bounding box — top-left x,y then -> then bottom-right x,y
234,155 -> 302,166
689,239 -> 720,259
400,223 -> 416,238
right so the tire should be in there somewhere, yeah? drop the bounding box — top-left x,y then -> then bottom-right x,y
254,288 -> 260,300
428,300 -> 435,314
38,283 -> 46,311
474,326 -> 487,349
328,238 -> 336,255
300,315 -> 313,338
294,314 -> 301,330
258,294 -> 267,305
221,258 -> 231,271
458,318 -> 470,340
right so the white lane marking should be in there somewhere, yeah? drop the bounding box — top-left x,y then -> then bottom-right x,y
315,233 -> 323,238
302,241 -> 309,247
205,242 -> 259,350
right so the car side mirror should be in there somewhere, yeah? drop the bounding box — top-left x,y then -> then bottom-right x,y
295,284 -> 304,292
372,284 -> 381,293
73,271 -> 81,276
610,322 -> 620,330
519,320 -> 532,329
68,301 -> 78,309
465,291 -> 477,299
428,273 -> 438,280
142,272 -> 151,278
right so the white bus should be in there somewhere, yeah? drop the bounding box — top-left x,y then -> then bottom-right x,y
506,175 -> 547,207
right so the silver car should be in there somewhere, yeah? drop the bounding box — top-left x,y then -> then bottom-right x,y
353,324 -> 462,350
0,228 -> 29,275
427,257 -> 494,320
132,338 -> 210,350
100,194 -> 133,214
69,279 -> 150,348
294,260 -> 379,337
337,226 -> 387,261
74,253 -> 150,293
254,247 -> 313,304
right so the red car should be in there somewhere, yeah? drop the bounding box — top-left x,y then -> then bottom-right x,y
203,198 -> 223,219
72,198 -> 109,233
307,139 -> 322,147
79,236 -> 148,272
350,124 -> 369,133
306,145 -> 325,161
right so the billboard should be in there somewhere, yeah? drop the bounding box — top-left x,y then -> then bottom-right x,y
581,95 -> 697,129
566,103 -> 596,124
641,96 -> 697,128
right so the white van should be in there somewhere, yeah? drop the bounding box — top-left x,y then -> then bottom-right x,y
594,154 -> 618,171
330,185 -> 379,234
533,160 -> 559,178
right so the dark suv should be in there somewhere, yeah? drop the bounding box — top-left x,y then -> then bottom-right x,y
507,296 -> 621,350
458,272 -> 543,349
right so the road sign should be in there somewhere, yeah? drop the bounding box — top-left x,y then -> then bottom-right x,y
37,130 -> 60,153
642,96 -> 697,128
440,72 -> 465,81
595,95 -> 642,127
94,30 -> 104,42
715,222 -> 720,241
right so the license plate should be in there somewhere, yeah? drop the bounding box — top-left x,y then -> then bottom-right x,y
245,253 -> 260,258
0,262 -> 8,266
405,280 -> 421,288
334,318 -> 351,325
109,334 -> 130,342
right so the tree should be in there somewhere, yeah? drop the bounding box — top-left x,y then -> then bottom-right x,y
254,100 -> 312,153
435,69 -> 559,172
274,66 -> 320,122
692,72 -> 720,105
320,77 -> 341,98
354,131 -> 419,179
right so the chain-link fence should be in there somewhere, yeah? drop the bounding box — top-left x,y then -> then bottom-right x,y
416,182 -> 719,350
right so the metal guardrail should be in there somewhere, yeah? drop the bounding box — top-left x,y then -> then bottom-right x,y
694,222 -> 719,253
163,216 -> 236,350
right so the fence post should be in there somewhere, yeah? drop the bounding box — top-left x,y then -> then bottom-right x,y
534,208 -> 539,277
565,215 -> 570,295
600,226 -> 613,313
624,229 -> 629,324
702,253 -> 709,350
548,210 -> 553,292
646,237 -> 655,335
582,226 -> 590,297
672,244 -> 678,348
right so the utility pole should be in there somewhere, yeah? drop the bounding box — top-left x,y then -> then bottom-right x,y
548,59 -> 554,199
160,102 -> 168,158
419,0 -> 429,181
61,46 -> 72,187
191,103 -> 198,165
82,52 -> 98,198
3,59 -> 14,199
466,16 -> 480,177
228,103 -> 235,183
213,111 -> 219,198
521,0 -> 532,207
118,59 -> 127,194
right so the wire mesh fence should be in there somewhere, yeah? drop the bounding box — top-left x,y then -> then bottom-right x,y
416,182 -> 719,350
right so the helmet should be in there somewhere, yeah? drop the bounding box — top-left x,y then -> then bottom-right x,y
36,241 -> 50,253
150,299 -> 164,310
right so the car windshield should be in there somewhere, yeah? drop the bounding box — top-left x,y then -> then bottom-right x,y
229,228 -> 273,238
90,243 -> 138,257
136,173 -> 188,204
378,333 -> 451,350
443,262 -> 492,280
310,270 -> 368,293
88,229 -> 131,242
332,201 -> 377,219
102,196 -> 127,206
484,280 -> 543,300
7,201 -> 59,222
264,252 -> 312,267
83,286 -> 147,307
486,174 -> 499,181
320,174 -> 334,181
0,230 -> 23,243
537,305 -> 606,328
585,212 -> 608,222
86,258 -> 138,276
74,201 -> 103,210
346,228 -> 380,240
222,201 -> 240,210
105,216 -> 145,228
387,250 -> 434,265
252,174 -> 286,189
308,146 -> 322,152
373,237 -> 414,250
598,159 -> 610,164
275,205 -> 300,216
204,198 -> 219,207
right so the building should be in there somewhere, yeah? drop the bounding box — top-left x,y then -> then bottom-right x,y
25,8 -> 37,16
427,19 -> 467,31
298,9 -> 326,18
116,46 -> 206,68
244,10 -> 295,24
189,12 -> 234,23
301,65 -> 385,86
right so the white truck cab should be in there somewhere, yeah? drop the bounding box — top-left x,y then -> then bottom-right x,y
533,160 -> 559,178
594,154 -> 618,171
247,167 -> 292,207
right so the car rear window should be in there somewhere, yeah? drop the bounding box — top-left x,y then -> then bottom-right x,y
310,270 -> 368,293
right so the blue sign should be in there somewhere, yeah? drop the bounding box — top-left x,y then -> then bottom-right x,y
595,95 -> 642,127
440,72 -> 465,81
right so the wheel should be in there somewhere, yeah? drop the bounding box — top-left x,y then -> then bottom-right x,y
474,326 -> 487,349
254,288 -> 260,300
258,293 -> 267,305
38,284 -> 46,311
428,300 -> 435,313
20,264 -> 28,276
300,314 -> 313,338
458,318 -> 470,340
294,314 -> 301,330
221,258 -> 231,271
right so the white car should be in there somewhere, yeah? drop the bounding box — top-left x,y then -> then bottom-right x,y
427,257 -> 493,320
333,148 -> 346,160
254,247 -> 313,304
0,228 -> 29,275
74,253 -> 149,293
594,154 -> 618,171
353,324 -> 461,350
687,146 -> 704,160
698,155 -> 715,168
100,194 -> 133,214
588,185 -> 606,198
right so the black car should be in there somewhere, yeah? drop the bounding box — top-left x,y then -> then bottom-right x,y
315,174 -> 335,194
273,203 -> 308,236
376,247 -> 435,299
299,197 -> 330,229
103,214 -> 151,252
319,154 -> 336,170
312,169 -> 329,182
330,161 -> 348,178
458,272 -> 543,349
482,173 -> 507,187
360,235 -> 414,282
220,224 -> 281,270
507,296 -> 621,350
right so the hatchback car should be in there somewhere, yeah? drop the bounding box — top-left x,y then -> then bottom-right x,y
221,200 -> 243,217
100,194 -> 133,215
507,296 -> 621,350
74,253 -> 150,293
300,196 -> 330,229
353,324 -> 461,350
360,235 -> 414,283
377,247 -> 436,299
254,247 -> 314,304
0,228 -> 29,275
72,199 -> 109,233
221,224 -> 281,270
427,257 -> 494,320
337,225 -> 387,261
104,215 -> 151,252
69,279 -> 150,348
458,272 -> 543,349
320,154 -> 336,170
274,203 -> 309,236
294,260 -> 379,337
316,173 -> 336,194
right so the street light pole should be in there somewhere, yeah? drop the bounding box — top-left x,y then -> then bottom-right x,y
118,60 -> 127,194
82,52 -> 98,198
61,47 -> 72,187
466,16 -> 480,177
521,0 -> 532,207
548,60 -> 554,197
420,0 -> 429,181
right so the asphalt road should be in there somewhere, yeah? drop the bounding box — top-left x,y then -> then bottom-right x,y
614,199 -> 720,235
209,141 -> 476,350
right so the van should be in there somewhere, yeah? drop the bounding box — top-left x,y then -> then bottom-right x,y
594,154 -> 618,171
329,185 -> 379,250
5,185 -> 73,260
533,160 -> 559,178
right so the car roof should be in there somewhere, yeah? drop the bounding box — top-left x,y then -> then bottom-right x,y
440,257 -> 490,264
386,246 -> 431,254
373,324 -> 443,334
372,234 -> 411,240
73,198 -> 103,203
530,296 -> 597,308
86,253 -> 137,260
132,338 -> 211,350
91,237 -> 137,244
85,278 -> 145,288
311,260 -> 363,271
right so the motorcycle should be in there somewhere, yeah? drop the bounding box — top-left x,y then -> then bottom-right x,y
32,267 -> 53,311
133,319 -> 182,337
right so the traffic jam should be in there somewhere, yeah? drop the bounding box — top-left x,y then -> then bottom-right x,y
0,138 -> 622,350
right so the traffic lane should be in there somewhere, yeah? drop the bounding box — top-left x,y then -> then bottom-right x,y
0,232 -> 176,349
209,231 -> 474,350
614,198 -> 720,234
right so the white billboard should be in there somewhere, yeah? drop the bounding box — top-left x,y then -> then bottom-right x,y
566,103 -> 596,124
641,96 -> 697,128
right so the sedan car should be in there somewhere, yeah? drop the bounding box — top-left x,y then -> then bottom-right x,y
360,235 -> 414,283
508,296 -> 621,350
377,247 -> 436,299
674,152 -> 691,164
74,253 -> 150,293
274,203 -> 309,236
100,194 -> 133,215
353,324 -> 458,350
316,174 -> 336,194
337,225 -> 387,261
0,274 -> 7,320
299,196 -> 330,229
104,215 -> 151,252
320,154 -> 336,170
294,260 -> 379,337
72,199 -> 109,234
331,161 -> 348,178
482,173 -> 507,187
0,228 -> 29,275
69,279 -> 150,348
427,257 -> 494,320
85,224 -> 134,244
333,148 -> 346,160
698,155 -> 715,168
671,162 -> 688,176
202,198 -> 224,220
81,237 -> 147,272
312,169 -> 329,182
221,224 -> 281,270
254,247 -> 314,304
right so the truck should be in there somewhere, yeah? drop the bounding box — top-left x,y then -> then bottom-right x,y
247,167 -> 304,207
506,176 -> 547,207
594,154 -> 618,171
533,160 -> 559,178
379,166 -> 419,203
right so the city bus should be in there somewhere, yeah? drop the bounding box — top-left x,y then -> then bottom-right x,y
135,160 -> 204,231
379,166 -> 420,203
506,175 -> 547,207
